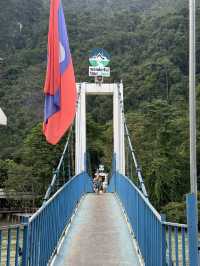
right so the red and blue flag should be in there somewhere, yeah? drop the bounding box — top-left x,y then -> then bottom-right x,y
43,0 -> 76,144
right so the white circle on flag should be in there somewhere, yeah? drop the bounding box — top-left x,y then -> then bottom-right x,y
59,42 -> 65,63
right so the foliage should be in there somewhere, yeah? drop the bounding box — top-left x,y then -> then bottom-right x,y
0,0 -> 199,211
4,160 -> 34,193
0,123 -> 67,197
161,192 -> 200,227
0,160 -> 9,187
161,201 -> 186,224
87,114 -> 112,173
21,123 -> 66,194
125,100 -> 190,207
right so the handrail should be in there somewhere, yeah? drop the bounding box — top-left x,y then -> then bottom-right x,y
0,224 -> 24,230
110,172 -> 189,266
31,172 -> 82,222
27,172 -> 93,266
121,172 -> 160,220
121,173 -> 188,227
162,221 -> 188,228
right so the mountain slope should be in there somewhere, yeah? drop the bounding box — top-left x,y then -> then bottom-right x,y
0,0 -> 199,207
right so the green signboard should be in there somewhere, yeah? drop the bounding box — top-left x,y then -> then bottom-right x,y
89,48 -> 110,77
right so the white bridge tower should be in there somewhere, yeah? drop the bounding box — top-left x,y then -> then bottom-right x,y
75,82 -> 125,175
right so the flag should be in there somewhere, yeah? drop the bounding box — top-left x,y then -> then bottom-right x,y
43,0 -> 77,145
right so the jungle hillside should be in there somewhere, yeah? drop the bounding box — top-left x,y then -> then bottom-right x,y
0,0 -> 200,222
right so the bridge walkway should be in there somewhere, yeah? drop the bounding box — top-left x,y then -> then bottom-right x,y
52,193 -> 141,266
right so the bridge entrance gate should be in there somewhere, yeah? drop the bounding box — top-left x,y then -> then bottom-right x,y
75,82 -> 125,175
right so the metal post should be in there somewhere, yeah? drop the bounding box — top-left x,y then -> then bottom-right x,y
188,2 -> 198,264
186,193 -> 198,266
75,83 -> 81,175
161,214 -> 166,266
22,223 -> 29,266
189,0 -> 197,196
113,86 -> 120,172
113,153 -> 117,192
84,152 -> 86,172
75,83 -> 86,174
6,229 -> 11,266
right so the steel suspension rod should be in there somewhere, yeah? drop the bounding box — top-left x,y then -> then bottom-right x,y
43,127 -> 73,204
118,88 -> 148,199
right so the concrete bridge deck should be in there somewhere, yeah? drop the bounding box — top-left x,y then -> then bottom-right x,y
52,193 -> 141,266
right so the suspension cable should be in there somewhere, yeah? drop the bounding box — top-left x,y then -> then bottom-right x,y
43,88 -> 82,204
43,127 -> 73,204
117,83 -> 148,199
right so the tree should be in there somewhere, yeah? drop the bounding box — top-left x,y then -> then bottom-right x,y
21,123 -> 66,194
5,160 -> 34,193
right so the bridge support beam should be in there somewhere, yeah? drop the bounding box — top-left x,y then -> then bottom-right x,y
75,82 -> 125,175
75,83 -> 86,174
113,83 -> 125,174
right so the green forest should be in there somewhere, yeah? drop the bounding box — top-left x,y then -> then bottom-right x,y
0,0 -> 200,222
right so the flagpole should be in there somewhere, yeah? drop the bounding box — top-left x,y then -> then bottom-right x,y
189,0 -> 197,196
188,1 -> 199,255
185,2 -> 199,263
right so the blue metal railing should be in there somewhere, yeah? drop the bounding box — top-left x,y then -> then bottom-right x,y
0,172 -> 92,266
1,171 -> 197,265
0,223 -> 28,266
109,172 -> 189,266
164,221 -> 188,265
27,172 -> 92,266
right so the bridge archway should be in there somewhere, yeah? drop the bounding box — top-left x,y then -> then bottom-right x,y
75,82 -> 125,175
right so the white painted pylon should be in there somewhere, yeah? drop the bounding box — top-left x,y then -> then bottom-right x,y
75,82 -> 125,175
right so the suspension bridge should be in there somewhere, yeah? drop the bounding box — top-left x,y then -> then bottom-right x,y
0,82 -> 198,266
